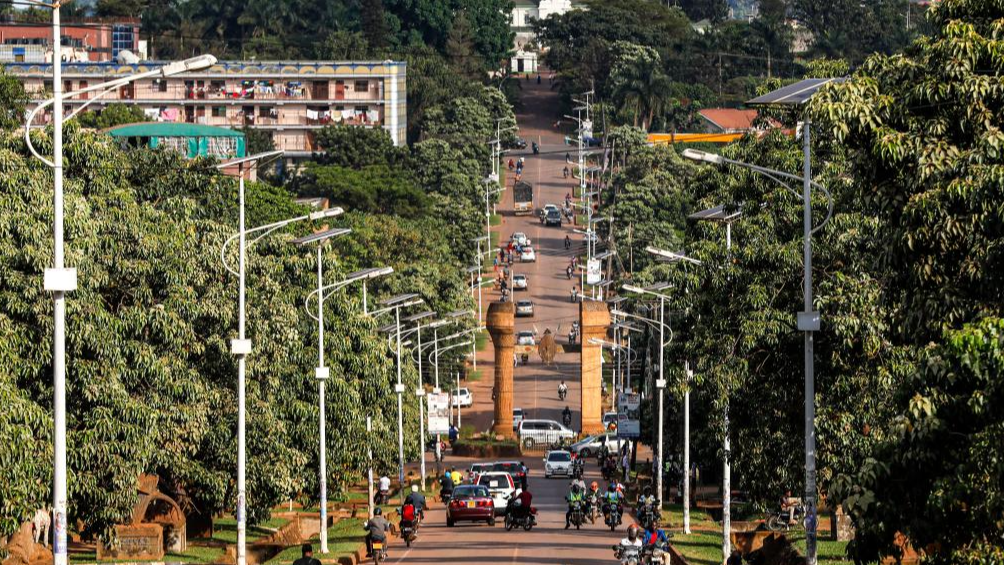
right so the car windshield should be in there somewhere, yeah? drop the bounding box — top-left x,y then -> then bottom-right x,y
518,301 -> 531,306
548,452 -> 572,462
454,486 -> 489,499
493,463 -> 519,473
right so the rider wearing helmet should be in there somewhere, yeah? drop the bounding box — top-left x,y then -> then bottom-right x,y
602,483 -> 624,519
565,483 -> 585,529
619,524 -> 643,553
364,507 -> 390,557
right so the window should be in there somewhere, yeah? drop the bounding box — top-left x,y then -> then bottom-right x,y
212,106 -> 227,118
354,80 -> 369,93
153,79 -> 168,92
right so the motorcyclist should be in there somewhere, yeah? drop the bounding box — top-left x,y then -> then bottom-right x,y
585,481 -> 601,521
564,235 -> 571,250
562,405 -> 572,426
566,265 -> 573,279
377,474 -> 391,504
569,472 -> 586,493
602,483 -> 624,522
364,507 -> 390,557
558,381 -> 568,399
405,485 -> 426,520
563,166 -> 570,178
565,483 -> 585,529
643,521 -> 670,550
438,471 -> 454,499
616,525 -> 644,563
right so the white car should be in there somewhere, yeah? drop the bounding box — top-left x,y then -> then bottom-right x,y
569,432 -> 627,458
476,472 -> 515,514
513,274 -> 528,290
516,331 -> 536,346
603,411 -> 618,430
468,462 -> 493,484
520,247 -> 536,262
544,450 -> 574,478
451,387 -> 473,407
518,419 -> 575,449
511,232 -> 529,246
539,204 -> 559,223
515,300 -> 534,317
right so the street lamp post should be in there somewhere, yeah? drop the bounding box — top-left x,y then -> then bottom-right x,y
647,247 -> 705,534
23,43 -> 216,565
291,227 -> 352,554
683,137 -> 833,563
616,283 -> 673,506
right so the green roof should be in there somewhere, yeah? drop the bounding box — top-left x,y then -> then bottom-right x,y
105,122 -> 245,138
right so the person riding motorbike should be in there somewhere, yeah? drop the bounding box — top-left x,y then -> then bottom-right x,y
564,235 -> 571,249
643,522 -> 670,549
615,525 -> 643,564
566,265 -> 573,279
585,481 -> 601,522
438,471 -> 454,500
405,485 -> 426,520
558,381 -> 568,400
563,166 -> 570,178
562,405 -> 572,426
364,507 -> 390,557
399,500 -> 418,540
602,483 -> 624,521
565,484 -> 585,529
377,474 -> 391,504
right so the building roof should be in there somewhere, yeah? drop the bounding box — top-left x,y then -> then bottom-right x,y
105,122 -> 244,138
3,59 -> 406,78
698,108 -> 759,131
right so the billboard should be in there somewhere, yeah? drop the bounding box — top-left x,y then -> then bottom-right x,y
428,393 -> 451,435
616,392 -> 641,438
586,258 -> 602,285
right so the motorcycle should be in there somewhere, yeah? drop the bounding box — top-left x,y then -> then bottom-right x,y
532,141 -> 540,155
636,504 -> 658,531
504,498 -> 538,531
568,501 -> 585,530
558,387 -> 567,401
571,459 -> 584,479
399,517 -> 419,548
767,505 -> 805,531
612,543 -> 641,565
375,489 -> 391,505
562,411 -> 572,427
439,487 -> 453,503
604,502 -> 623,531
370,539 -> 388,563
587,494 -> 599,524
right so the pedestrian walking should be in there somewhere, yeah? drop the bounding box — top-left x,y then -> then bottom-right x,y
536,74 -> 541,84
564,235 -> 571,249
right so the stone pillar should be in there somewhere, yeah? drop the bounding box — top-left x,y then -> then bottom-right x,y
580,300 -> 611,435
487,301 -> 516,438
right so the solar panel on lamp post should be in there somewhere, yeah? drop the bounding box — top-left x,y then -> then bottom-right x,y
682,78 -> 842,564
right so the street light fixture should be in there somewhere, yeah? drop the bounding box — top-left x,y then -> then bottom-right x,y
620,283 -> 674,507
646,246 -> 702,535
288,227 -> 355,554
25,38 -> 215,564
378,292 -> 425,489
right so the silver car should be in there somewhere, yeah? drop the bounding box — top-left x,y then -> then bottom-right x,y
516,300 -> 534,317
544,450 -> 573,478
513,274 -> 528,290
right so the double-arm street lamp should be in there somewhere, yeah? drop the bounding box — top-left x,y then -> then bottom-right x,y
375,293 -> 425,488
682,102 -> 834,560
646,246 -> 703,535
23,29 -> 216,560
615,281 -> 674,506
291,226 -> 393,553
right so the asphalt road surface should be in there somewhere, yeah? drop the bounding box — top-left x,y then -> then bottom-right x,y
399,76 -> 627,564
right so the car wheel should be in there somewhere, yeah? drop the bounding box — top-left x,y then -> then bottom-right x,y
488,517 -> 496,527
580,448 -> 591,458
522,437 -> 535,449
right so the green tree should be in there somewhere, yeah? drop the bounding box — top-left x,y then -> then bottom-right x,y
0,69 -> 28,131
96,0 -> 145,17
75,105 -> 149,130
314,124 -> 407,169
295,163 -> 430,218
444,11 -> 485,80
608,42 -> 673,130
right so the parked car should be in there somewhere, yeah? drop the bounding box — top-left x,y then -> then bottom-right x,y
451,387 -> 473,407
512,408 -> 525,431
468,463 -> 493,485
520,246 -> 536,262
446,485 -> 496,527
544,450 -> 574,479
506,137 -> 528,150
510,232 -> 529,246
516,331 -> 536,346
516,300 -> 534,317
569,432 -> 627,458
513,274 -> 528,290
477,472 -> 516,514
517,419 -> 575,449
545,209 -> 562,226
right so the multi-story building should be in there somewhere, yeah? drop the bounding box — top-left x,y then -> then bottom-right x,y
510,0 -> 582,73
0,19 -> 141,63
6,59 -> 408,157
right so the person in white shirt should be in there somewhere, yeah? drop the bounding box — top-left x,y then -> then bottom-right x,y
617,525 -> 643,564
378,475 -> 391,492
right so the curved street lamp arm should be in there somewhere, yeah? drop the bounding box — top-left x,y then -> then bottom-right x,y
720,157 -> 834,234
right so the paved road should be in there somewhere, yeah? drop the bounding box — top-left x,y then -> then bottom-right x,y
400,77 -> 626,564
